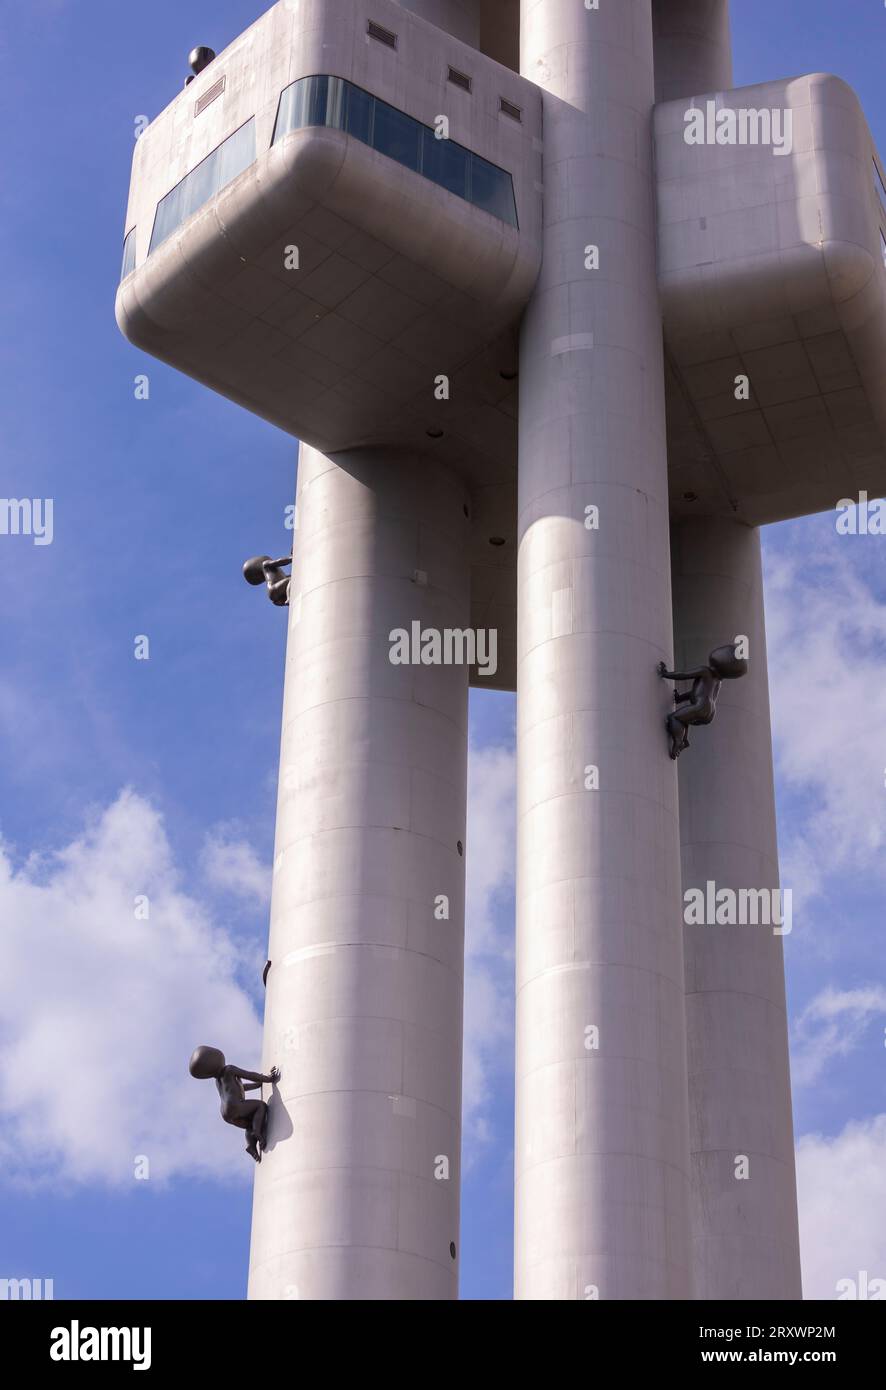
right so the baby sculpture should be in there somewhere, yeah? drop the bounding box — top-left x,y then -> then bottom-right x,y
242,554 -> 292,607
189,1045 -> 280,1163
657,643 -> 748,760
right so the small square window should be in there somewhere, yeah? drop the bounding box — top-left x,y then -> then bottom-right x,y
448,67 -> 471,93
195,75 -> 226,118
368,20 -> 397,49
499,98 -> 522,122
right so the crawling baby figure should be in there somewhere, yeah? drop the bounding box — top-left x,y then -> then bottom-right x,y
189,1045 -> 280,1162
242,554 -> 292,607
657,644 -> 748,760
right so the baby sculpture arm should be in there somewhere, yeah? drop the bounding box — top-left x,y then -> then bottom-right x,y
657,662 -> 709,683
239,1066 -> 280,1092
657,662 -> 710,706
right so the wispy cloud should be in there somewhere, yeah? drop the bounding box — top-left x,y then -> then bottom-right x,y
463,743 -> 515,1160
791,985 -> 886,1087
0,791 -> 262,1188
797,1115 -> 886,1298
765,542 -> 886,913
201,825 -> 271,905
0,739 -> 519,1188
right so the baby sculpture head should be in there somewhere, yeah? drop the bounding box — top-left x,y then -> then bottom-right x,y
189,1045 -> 226,1079
708,644 -> 748,680
242,556 -> 272,587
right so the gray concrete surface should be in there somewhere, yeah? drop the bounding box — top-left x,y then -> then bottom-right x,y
658,0 -> 802,1305
514,0 -> 692,1300
658,74 -> 886,525
672,518 -> 802,1299
248,443 -> 470,1300
653,0 -> 732,103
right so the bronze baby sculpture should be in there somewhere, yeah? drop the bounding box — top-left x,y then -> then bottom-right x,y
242,554 -> 292,607
657,643 -> 748,760
189,1045 -> 280,1163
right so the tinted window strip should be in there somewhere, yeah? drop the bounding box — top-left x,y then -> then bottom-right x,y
273,75 -> 517,228
149,118 -> 257,255
120,226 -> 137,282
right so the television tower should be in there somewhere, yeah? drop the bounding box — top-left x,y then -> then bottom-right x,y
118,0 -> 886,1298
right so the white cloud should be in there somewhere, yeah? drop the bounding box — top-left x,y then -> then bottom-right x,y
0,742 -> 519,1190
797,1116 -> 886,1298
791,985 -> 886,1087
0,759 -> 519,1188
765,545 -> 886,910
0,791 -> 262,1188
201,826 -> 271,904
463,743 -> 516,1158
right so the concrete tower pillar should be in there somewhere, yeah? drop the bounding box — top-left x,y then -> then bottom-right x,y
651,0 -> 732,102
652,0 -> 800,1302
514,0 -> 693,1299
248,444 -> 470,1300
671,519 -> 802,1299
393,0 -> 481,47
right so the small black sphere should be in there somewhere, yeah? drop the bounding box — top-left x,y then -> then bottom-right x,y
189,46 -> 216,75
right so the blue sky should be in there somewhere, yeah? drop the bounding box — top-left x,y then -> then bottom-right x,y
1,0 -> 884,1301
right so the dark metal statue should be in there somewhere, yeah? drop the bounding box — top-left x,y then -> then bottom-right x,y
189,1045 -> 280,1163
243,554 -> 292,607
188,46 -> 216,75
657,644 -> 748,760
184,46 -> 216,87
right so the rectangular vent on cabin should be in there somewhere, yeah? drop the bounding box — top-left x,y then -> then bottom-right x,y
448,67 -> 471,93
367,21 -> 398,49
195,75 -> 226,117
499,97 -> 522,122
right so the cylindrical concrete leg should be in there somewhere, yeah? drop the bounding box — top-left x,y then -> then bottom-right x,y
248,444 -> 470,1300
651,0 -> 733,103
393,0 -> 481,47
515,0 -> 693,1300
671,518 -> 802,1299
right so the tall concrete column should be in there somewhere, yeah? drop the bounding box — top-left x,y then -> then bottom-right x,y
671,519 -> 802,1299
653,0 -> 798,1301
652,0 -> 732,102
515,0 -> 693,1299
248,444 -> 470,1300
394,0 -> 481,47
